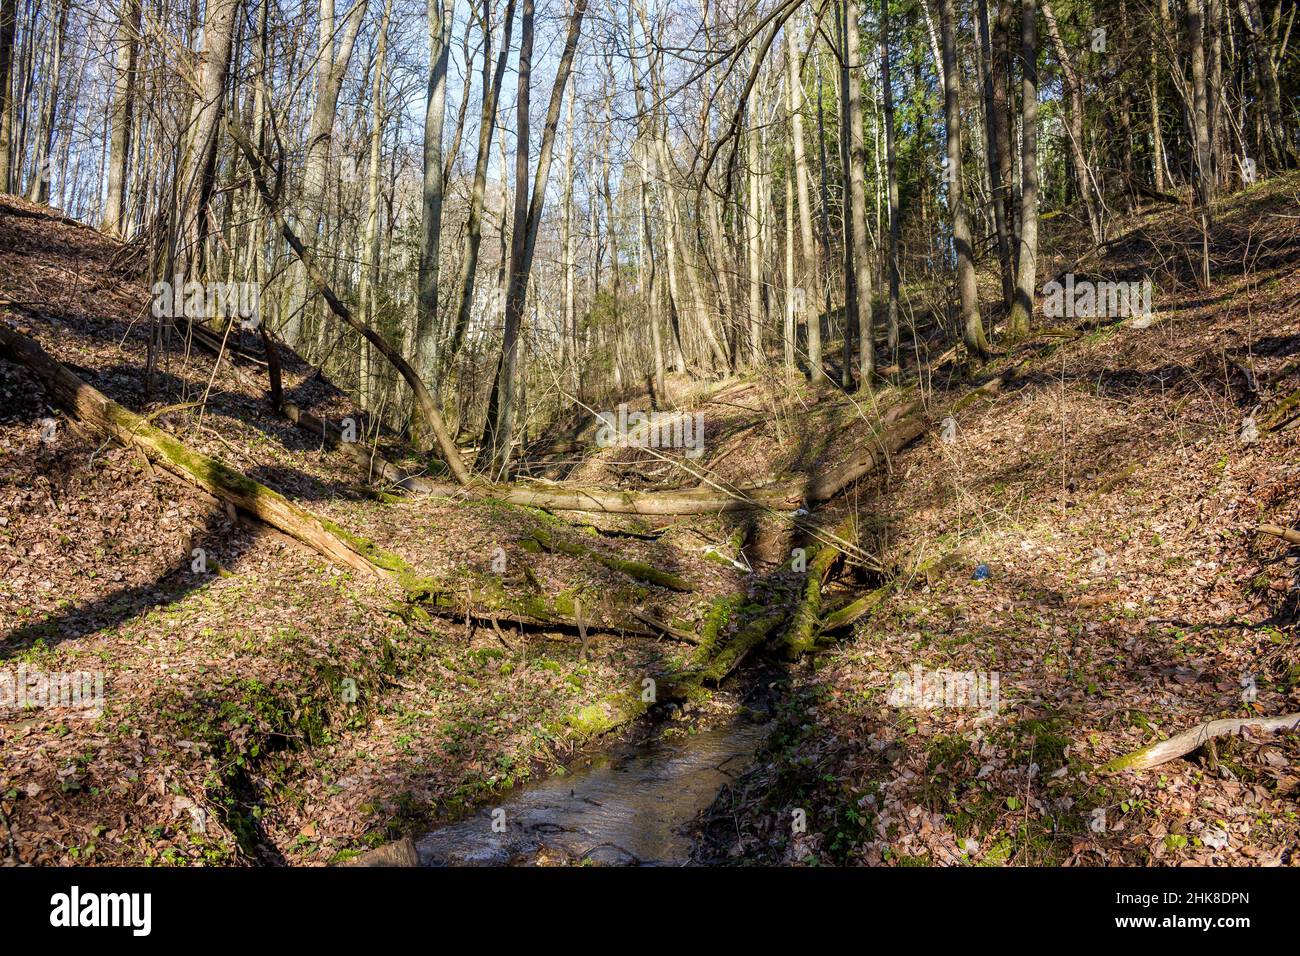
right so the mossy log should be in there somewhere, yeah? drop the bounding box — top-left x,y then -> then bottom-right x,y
819,546 -> 966,632
1262,385 -> 1300,432
402,580 -> 658,639
494,481 -> 803,515
700,611 -> 786,683
270,362 -> 1017,517
783,519 -> 857,658
1099,712 -> 1300,773
802,366 -> 1019,504
820,583 -> 893,631
0,321 -> 381,577
528,526 -> 693,591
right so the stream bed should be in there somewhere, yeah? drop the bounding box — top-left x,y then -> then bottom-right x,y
415,718 -> 769,866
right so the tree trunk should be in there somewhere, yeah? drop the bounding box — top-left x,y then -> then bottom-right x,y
25,0 -> 67,204
746,84 -> 764,369
226,117 -> 473,485
478,0 -> 588,474
784,171 -> 796,368
978,0 -> 1014,310
103,0 -> 139,234
289,0 -> 367,346
838,0 -> 857,390
444,0 -> 517,380
416,0 -> 451,382
358,0 -> 394,410
787,28 -> 823,382
175,0 -> 241,279
0,0 -> 15,192
939,0 -> 987,357
880,0 -> 901,358
845,0 -> 873,387
1042,1 -> 1103,245
1187,0 -> 1214,284
1008,0 -> 1040,338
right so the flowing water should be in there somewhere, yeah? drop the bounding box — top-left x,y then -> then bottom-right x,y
415,718 -> 768,866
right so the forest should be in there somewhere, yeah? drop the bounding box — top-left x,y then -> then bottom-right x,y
0,0 -> 1298,877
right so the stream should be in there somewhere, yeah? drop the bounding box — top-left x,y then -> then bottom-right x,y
415,717 -> 769,866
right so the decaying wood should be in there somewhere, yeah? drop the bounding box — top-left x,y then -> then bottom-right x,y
1261,386 -> 1300,432
527,526 -> 693,590
0,321 -> 380,577
1256,523 -> 1300,546
1100,712 -> 1300,773
406,595 -> 659,641
628,609 -> 701,644
783,518 -> 855,657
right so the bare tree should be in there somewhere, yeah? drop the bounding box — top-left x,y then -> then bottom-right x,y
939,0 -> 987,358
416,0 -> 452,380
103,0 -> 140,234
844,0 -> 873,386
1008,0 -> 1039,339
479,0 -> 589,474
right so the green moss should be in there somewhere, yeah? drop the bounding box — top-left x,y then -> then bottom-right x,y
784,519 -> 855,658
529,528 -> 692,592
561,690 -> 651,738
689,596 -> 740,667
701,612 -> 784,683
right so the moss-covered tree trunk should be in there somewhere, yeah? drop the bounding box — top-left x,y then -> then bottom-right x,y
0,322 -> 380,577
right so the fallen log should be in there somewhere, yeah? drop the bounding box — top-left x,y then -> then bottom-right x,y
401,593 -> 659,641
820,583 -> 893,632
527,526 -> 693,591
627,609 -> 701,645
819,546 -> 968,632
700,611 -> 786,684
263,357 -> 1018,518
784,518 -> 856,658
492,481 -> 804,515
1261,386 -> 1300,432
1099,712 -> 1300,773
804,365 -> 1020,504
1256,523 -> 1300,547
558,603 -> 783,738
0,321 -> 380,577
